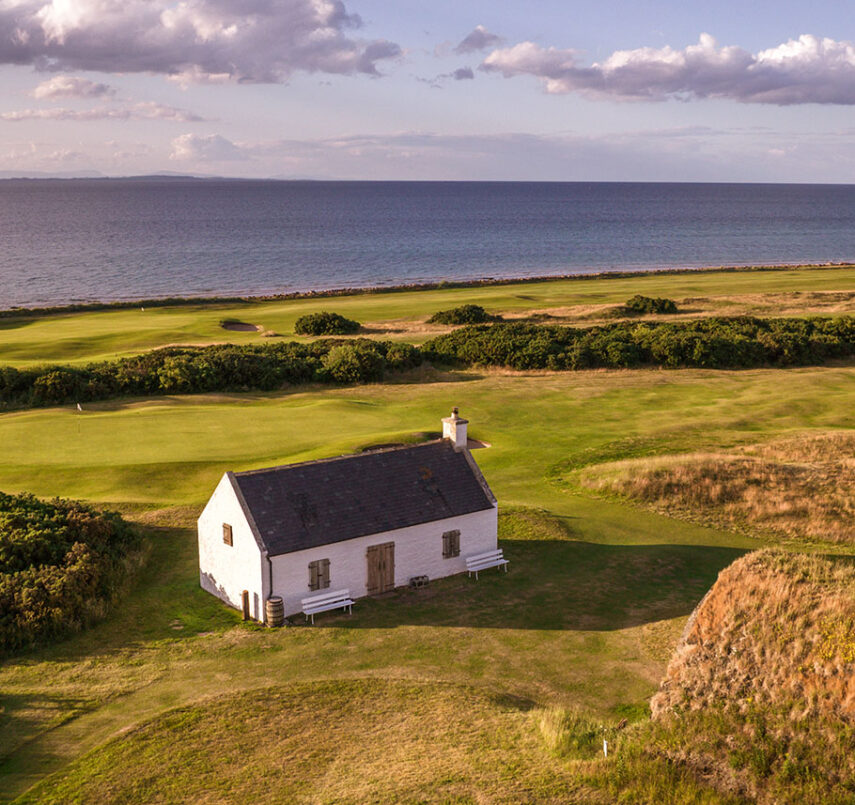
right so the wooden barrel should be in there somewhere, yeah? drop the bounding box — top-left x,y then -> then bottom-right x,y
265,596 -> 285,627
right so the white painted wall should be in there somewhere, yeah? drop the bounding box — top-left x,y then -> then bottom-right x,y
270,505 -> 498,617
197,473 -> 266,620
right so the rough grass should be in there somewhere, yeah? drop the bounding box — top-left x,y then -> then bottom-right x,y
17,679 -> 601,804
577,431 -> 855,545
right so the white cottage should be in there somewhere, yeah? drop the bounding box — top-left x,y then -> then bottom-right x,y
197,409 -> 498,621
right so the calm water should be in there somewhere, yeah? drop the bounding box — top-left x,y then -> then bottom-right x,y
1,179 -> 854,308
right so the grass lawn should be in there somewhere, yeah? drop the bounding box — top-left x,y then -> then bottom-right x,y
2,360 -> 854,802
1,265 -> 854,366
17,679 -> 602,804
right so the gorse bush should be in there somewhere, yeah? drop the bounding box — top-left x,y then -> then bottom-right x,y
427,304 -> 499,325
0,339 -> 423,410
422,316 -> 855,371
623,295 -> 679,315
294,311 -> 360,335
0,492 -> 139,652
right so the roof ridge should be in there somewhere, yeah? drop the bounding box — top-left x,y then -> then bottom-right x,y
233,438 -> 449,477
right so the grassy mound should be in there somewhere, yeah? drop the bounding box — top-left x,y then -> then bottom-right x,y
293,311 -> 360,335
19,679 -> 593,804
653,550 -> 855,721
583,551 -> 855,803
0,492 -> 140,652
576,431 -> 855,545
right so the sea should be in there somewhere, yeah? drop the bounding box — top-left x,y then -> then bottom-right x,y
1,179 -> 854,309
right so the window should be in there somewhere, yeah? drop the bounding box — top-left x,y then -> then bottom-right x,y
222,523 -> 233,546
442,529 -> 460,558
309,558 -> 330,591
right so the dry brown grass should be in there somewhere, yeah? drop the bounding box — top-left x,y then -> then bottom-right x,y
652,550 -> 855,722
617,550 -> 855,804
579,431 -> 855,545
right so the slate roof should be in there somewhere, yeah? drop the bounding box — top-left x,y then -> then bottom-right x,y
229,440 -> 495,557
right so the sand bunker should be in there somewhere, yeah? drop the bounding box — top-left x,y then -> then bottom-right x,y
220,320 -> 261,332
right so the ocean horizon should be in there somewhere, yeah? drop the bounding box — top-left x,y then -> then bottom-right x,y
1,179 -> 854,309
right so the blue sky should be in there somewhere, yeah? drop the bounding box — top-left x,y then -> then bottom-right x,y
0,0 -> 853,180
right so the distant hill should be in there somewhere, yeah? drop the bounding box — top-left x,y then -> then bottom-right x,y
0,171 -> 223,181
0,169 -> 105,179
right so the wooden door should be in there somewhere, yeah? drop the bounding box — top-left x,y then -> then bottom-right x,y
366,542 -> 395,595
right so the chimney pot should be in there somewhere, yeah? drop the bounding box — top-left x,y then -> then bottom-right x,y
442,407 -> 468,450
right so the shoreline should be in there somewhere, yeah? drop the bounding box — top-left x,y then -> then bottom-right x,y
2,260 -> 854,319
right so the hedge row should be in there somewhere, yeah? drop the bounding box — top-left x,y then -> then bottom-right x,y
0,492 -> 139,652
0,339 -> 422,409
421,316 -> 855,370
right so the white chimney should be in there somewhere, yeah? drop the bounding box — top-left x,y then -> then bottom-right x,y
441,407 -> 468,451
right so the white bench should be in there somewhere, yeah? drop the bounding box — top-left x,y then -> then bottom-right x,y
301,588 -> 354,624
465,549 -> 509,579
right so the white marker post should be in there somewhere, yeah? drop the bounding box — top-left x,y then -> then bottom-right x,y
603,739 -> 608,758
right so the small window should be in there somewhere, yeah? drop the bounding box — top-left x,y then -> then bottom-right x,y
222,523 -> 233,546
309,558 -> 330,591
442,529 -> 460,558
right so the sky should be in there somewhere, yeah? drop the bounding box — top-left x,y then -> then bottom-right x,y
0,0 -> 854,181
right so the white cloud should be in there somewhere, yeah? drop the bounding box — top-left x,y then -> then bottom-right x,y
482,33 -> 855,105
2,102 -> 205,122
32,74 -> 115,98
170,133 -> 247,161
454,25 -> 502,55
0,0 -> 401,82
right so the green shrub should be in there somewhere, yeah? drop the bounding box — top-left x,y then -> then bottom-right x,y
321,342 -> 386,383
623,295 -> 679,315
422,316 -> 855,372
0,492 -> 140,652
427,304 -> 499,325
294,311 -> 360,336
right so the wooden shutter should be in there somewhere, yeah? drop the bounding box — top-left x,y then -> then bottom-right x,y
442,529 -> 460,558
367,545 -> 380,595
222,523 -> 233,546
309,559 -> 330,591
